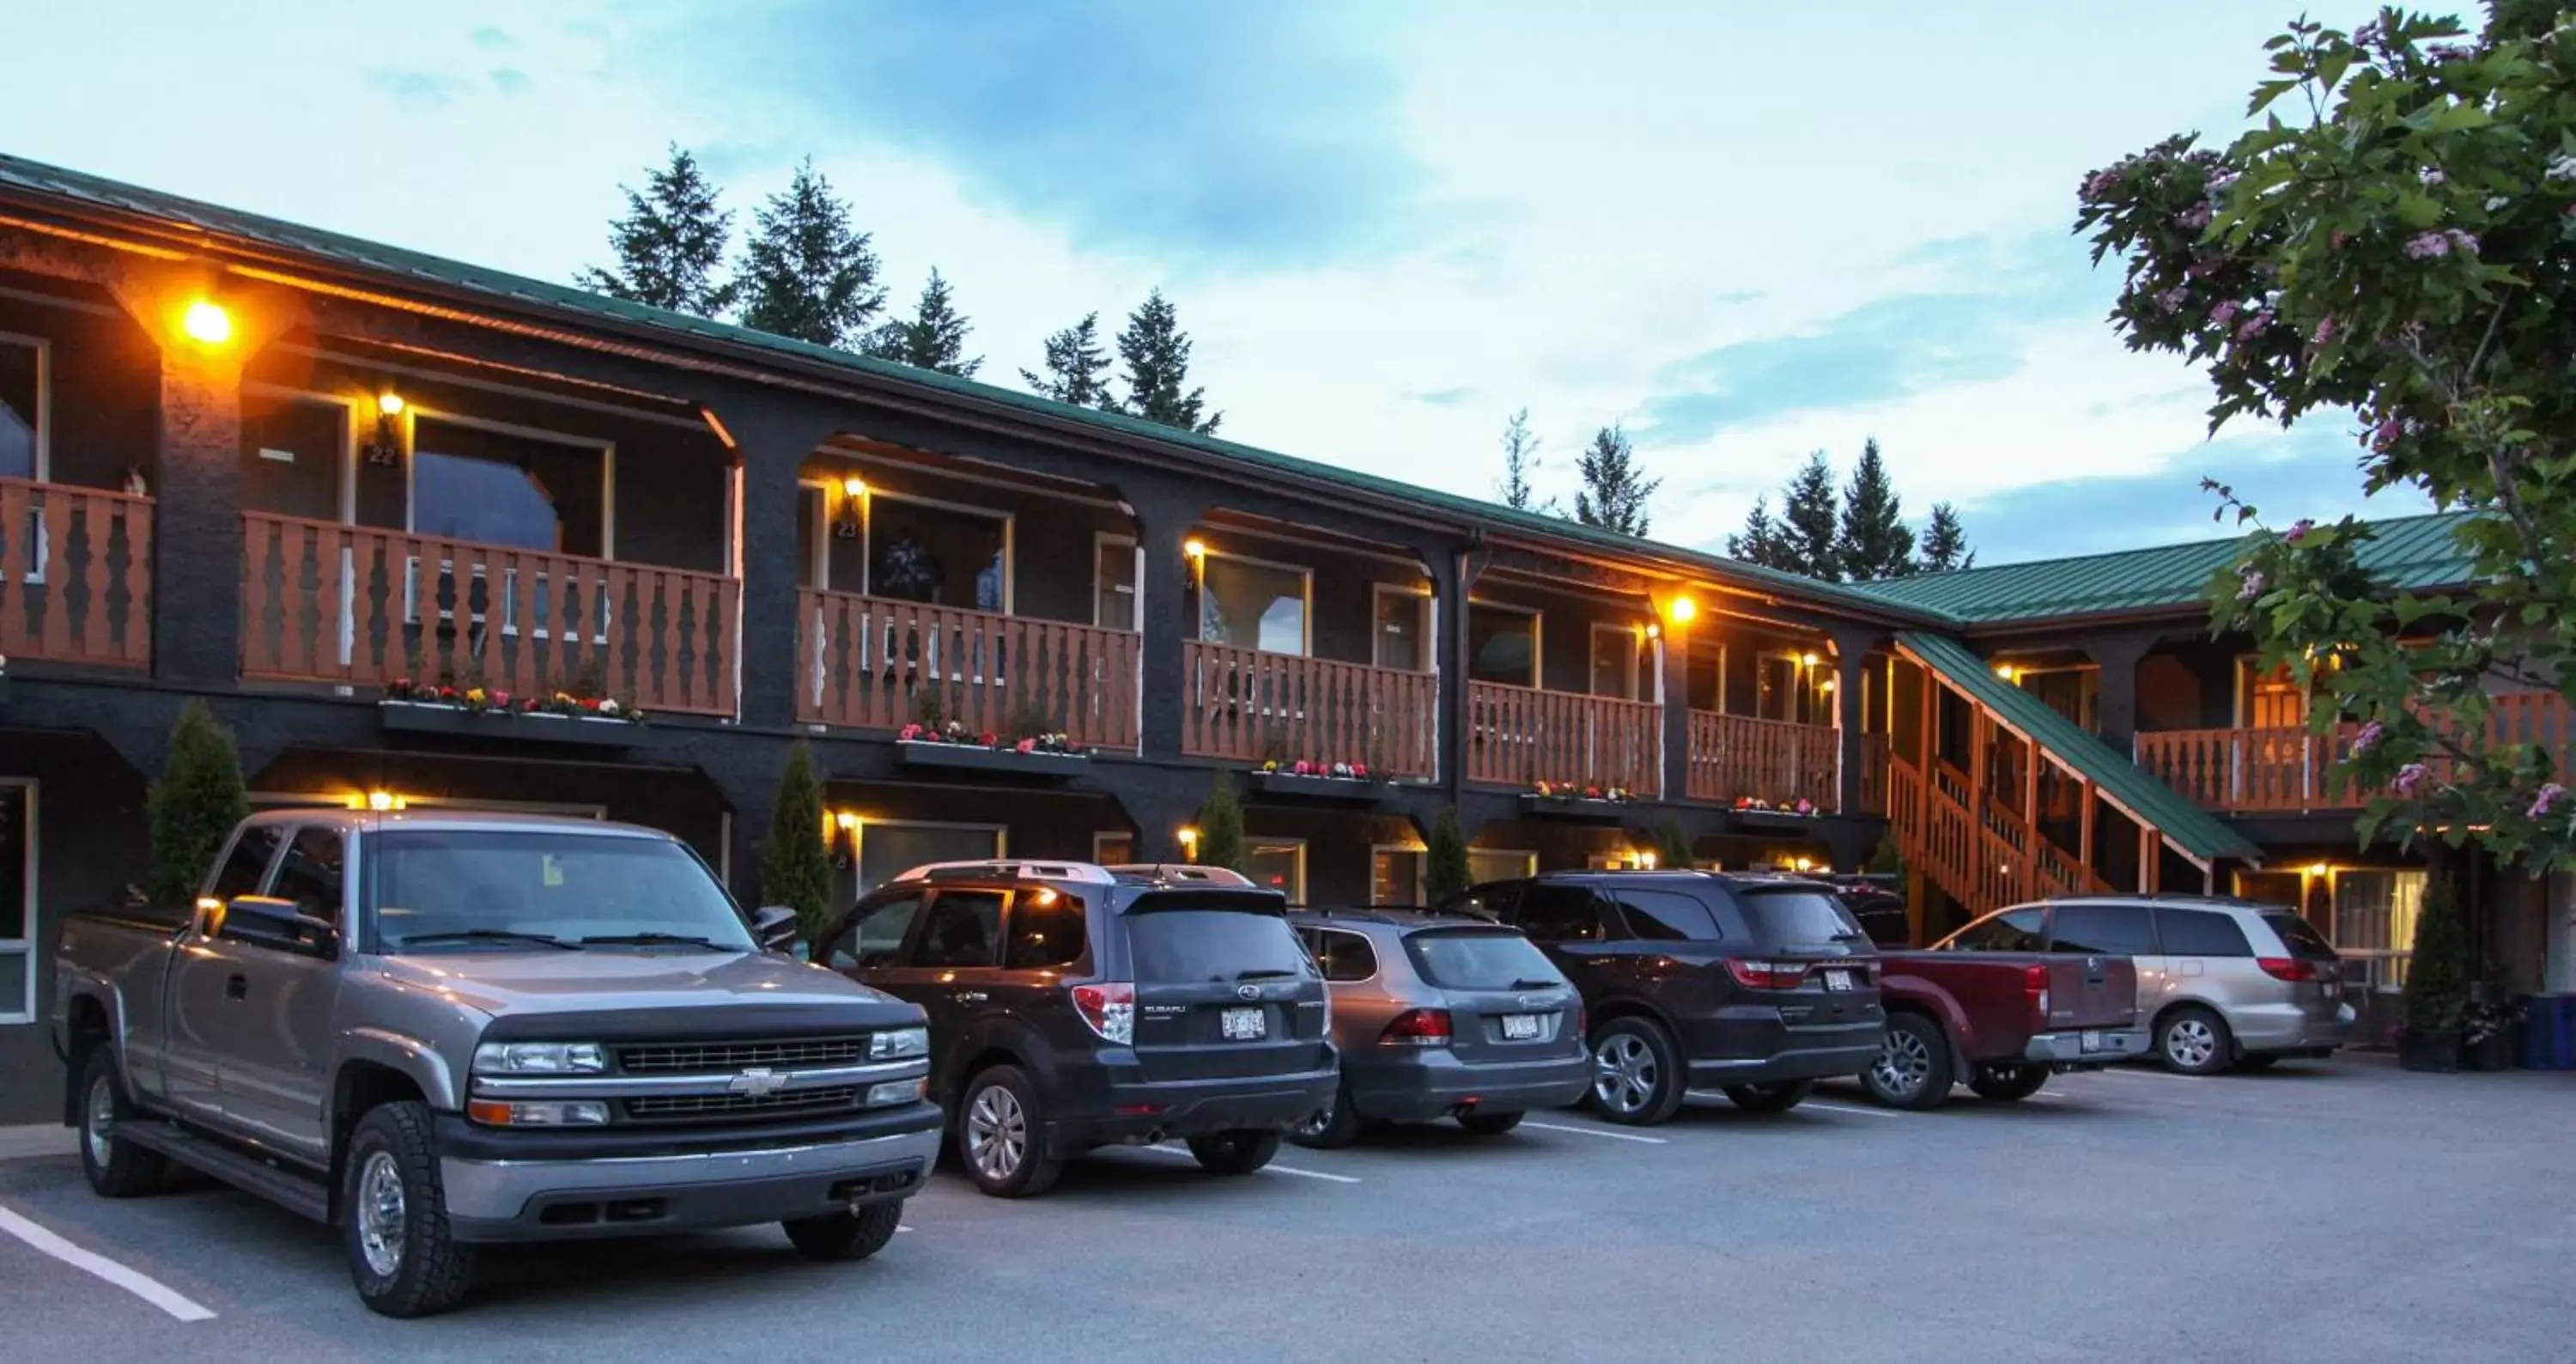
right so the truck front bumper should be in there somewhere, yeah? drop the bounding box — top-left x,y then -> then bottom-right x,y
437,1107 -> 942,1243
2023,1028 -> 2150,1065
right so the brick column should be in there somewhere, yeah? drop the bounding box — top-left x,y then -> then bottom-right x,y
1131,488 -> 1207,762
155,350 -> 244,687
1417,546 -> 1466,796
2085,633 -> 2157,756
705,396 -> 843,731
1830,625 -> 1880,815
1659,611 -> 1693,804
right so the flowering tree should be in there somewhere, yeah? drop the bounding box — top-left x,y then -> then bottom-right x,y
2076,5 -> 2576,868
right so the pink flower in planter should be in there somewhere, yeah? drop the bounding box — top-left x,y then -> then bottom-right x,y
490,691 -> 511,709
978,731 -> 999,748
1015,738 -> 1036,754
1352,764 -> 1369,779
1793,798 -> 1815,815
900,723 -> 923,740
1293,760 -> 1313,776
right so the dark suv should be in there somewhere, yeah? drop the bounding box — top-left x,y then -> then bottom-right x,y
1450,871 -> 1883,1125
815,860 -> 1337,1197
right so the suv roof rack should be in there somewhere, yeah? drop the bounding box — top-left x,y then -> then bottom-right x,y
894,859 -> 1118,885
1102,863 -> 1256,887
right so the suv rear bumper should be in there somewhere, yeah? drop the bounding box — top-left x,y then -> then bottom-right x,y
1686,1020 -> 1882,1086
1345,1050 -> 1592,1123
2023,1027 -> 2150,1065
1051,1064 -> 1339,1154
437,1106 -> 941,1242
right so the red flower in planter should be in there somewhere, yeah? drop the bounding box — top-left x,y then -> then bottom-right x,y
1015,738 -> 1036,754
1293,759 -> 1313,776
489,691 -> 512,709
581,697 -> 601,711
519,697 -> 540,713
979,731 -> 999,747
1352,763 -> 1368,779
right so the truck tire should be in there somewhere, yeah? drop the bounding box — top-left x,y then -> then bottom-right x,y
76,1048 -> 167,1198
783,1200 -> 903,1261
1861,1012 -> 1954,1110
1586,1017 -> 1687,1125
2156,1006 -> 2235,1075
343,1101 -> 477,1318
1187,1130 -> 1280,1174
956,1065 -> 1063,1198
1289,1077 -> 1364,1149
1722,1081 -> 1813,1113
1966,1063 -> 2050,1102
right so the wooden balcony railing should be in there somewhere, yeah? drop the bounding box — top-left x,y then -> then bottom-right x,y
1685,711 -> 1838,811
799,589 -> 1140,751
241,512 -> 738,715
1182,642 -> 1437,779
0,476 -> 153,669
2139,695 -> 2576,813
1466,681 -> 1660,795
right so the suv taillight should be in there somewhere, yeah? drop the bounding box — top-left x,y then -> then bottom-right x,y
1724,959 -> 1809,990
1379,1008 -> 1453,1047
2257,957 -> 2321,982
1071,982 -> 1136,1044
2024,962 -> 2050,1024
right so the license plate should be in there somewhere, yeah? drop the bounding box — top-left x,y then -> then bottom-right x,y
2080,1030 -> 2105,1053
1824,969 -> 1855,991
1501,1013 -> 1542,1041
1221,1007 -> 1267,1041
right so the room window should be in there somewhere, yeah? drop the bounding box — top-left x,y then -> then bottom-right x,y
1374,587 -> 1429,672
1244,838 -> 1306,904
1195,552 -> 1309,655
1095,536 -> 1137,630
855,821 -> 1003,896
411,416 -> 605,557
0,782 -> 31,1023
870,496 -> 1007,612
1467,849 -> 1537,885
1686,642 -> 1722,712
0,335 -> 42,482
1467,603 -> 1539,687
1590,624 -> 1643,700
2330,869 -> 2426,992
1093,831 -> 1134,866
2239,660 -> 2307,730
1371,848 -> 1425,906
1757,652 -> 1826,725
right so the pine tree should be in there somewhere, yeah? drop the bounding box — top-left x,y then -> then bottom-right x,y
757,741 -> 833,939
1424,807 -> 1473,907
149,701 -> 248,908
1195,772 -> 1246,873
1780,452 -> 1842,580
2402,866 -> 2470,1034
1654,819 -> 1696,871
577,145 -> 737,317
1572,424 -> 1660,535
865,269 -> 981,378
1021,313 -> 1116,408
1728,495 -> 1796,569
1115,289 -> 1221,434
1918,502 -> 1975,573
1496,408 -> 1553,513
1835,438 -> 1917,582
732,159 -> 886,348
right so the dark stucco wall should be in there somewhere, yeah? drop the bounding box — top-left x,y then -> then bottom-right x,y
0,279 -> 161,491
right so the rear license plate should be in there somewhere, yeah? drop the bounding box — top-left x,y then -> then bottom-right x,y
1824,969 -> 1855,991
1501,1014 -> 1542,1041
1221,1007 -> 1267,1041
2080,1030 -> 2105,1053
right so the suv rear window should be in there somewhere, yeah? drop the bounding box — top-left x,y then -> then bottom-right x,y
1613,887 -> 1722,941
1735,888 -> 1866,947
1126,900 -> 1311,983
2155,907 -> 2254,957
2262,912 -> 2338,961
1406,929 -> 1563,990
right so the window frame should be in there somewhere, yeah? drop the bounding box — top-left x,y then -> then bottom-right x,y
1094,532 -> 1139,631
1465,599 -> 1542,689
405,406 -> 617,559
1467,849 -> 1539,884
1589,622 -> 1644,701
852,819 -> 1006,897
1092,830 -> 1135,866
1371,582 -> 1432,673
1369,843 -> 1426,907
1756,649 -> 1830,724
1516,883 -> 1613,943
1193,545 -> 1313,656
1242,837 -> 1309,904
0,780 -> 33,1025
0,330 -> 50,483
861,486 -> 1015,614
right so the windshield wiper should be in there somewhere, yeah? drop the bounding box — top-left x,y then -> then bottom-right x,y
580,932 -> 726,949
396,929 -> 580,951
1234,968 -> 1302,981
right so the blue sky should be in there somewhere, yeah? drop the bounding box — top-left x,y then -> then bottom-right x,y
0,1 -> 2427,564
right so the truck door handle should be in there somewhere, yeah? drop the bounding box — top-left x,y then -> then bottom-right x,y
952,991 -> 987,1004
224,973 -> 247,1001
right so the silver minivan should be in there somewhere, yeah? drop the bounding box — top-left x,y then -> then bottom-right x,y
1947,896 -> 2356,1075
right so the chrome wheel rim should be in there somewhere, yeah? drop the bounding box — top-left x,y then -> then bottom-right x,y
964,1085 -> 1027,1182
355,1150 -> 406,1278
2166,1018 -> 2218,1070
1872,1028 -> 1933,1099
1592,1033 -> 1657,1116
82,1074 -> 114,1168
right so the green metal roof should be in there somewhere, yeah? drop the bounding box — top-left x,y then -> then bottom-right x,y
1857,512 -> 2479,625
0,152 -> 1936,625
1897,630 -> 2262,864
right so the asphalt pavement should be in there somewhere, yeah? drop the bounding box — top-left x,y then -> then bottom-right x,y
2,1055 -> 2570,1362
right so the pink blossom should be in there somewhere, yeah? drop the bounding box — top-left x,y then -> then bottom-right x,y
2419,167 -> 2447,187
2081,169 -> 2118,202
2312,316 -> 2337,346
1293,760 -> 1312,776
2445,228 -> 2480,255
2236,568 -> 2266,601
899,723 -> 922,740
2351,721 -> 2384,754
2210,301 -> 2239,328
1352,764 -> 1369,779
2404,232 -> 2451,259
2235,309 -> 2273,342
2530,782 -> 2567,820
2371,417 -> 2404,452
2284,518 -> 2315,543
2154,286 -> 2189,314
2393,763 -> 2430,796
2176,202 -> 2213,230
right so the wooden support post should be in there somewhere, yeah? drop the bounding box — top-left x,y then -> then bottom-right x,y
2137,824 -> 2157,893
2078,778 -> 2096,883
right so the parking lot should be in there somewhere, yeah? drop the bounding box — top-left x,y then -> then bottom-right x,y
1,1056 -> 2568,1362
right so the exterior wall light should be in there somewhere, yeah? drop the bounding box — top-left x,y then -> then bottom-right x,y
367,392 -> 406,466
179,299 -> 234,347
1994,663 -> 2019,682
1183,538 -> 1207,560
1667,595 -> 1697,624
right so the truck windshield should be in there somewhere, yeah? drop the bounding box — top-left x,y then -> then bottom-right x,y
368,829 -> 755,953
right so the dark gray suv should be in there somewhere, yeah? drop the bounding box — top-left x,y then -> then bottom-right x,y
1285,909 -> 1590,1147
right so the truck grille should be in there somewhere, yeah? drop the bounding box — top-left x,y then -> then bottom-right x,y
624,1086 -> 863,1121
617,1037 -> 871,1074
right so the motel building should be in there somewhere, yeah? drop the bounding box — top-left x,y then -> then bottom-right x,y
0,151 -> 2567,1119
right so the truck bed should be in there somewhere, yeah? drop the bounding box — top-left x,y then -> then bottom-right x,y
1874,950 -> 2141,1066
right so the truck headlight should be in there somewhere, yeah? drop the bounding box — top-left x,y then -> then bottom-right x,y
473,1041 -> 607,1075
869,1027 -> 929,1061
467,1099 -> 611,1126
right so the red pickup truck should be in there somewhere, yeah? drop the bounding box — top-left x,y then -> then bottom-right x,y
1859,948 -> 2148,1109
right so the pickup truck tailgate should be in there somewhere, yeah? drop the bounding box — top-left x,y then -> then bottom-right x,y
2045,953 -> 2137,1029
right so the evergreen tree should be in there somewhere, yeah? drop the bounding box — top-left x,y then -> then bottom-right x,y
1727,495 -> 1797,569
732,159 -> 886,348
1917,502 -> 1975,573
1780,452 -> 1842,580
1571,424 -> 1660,535
757,740 -> 833,939
1424,807 -> 1473,907
2402,866 -> 2470,1035
865,269 -> 981,378
1653,820 -> 1696,871
1115,289 -> 1221,434
1194,772 -> 1246,873
1835,438 -> 1917,582
1496,408 -> 1553,513
149,701 -> 249,909
577,144 -> 737,317
1021,312 -> 1116,408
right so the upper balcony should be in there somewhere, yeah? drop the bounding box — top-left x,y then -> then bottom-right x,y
0,475 -> 155,673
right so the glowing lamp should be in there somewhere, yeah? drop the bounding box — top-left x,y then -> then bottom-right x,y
1799,652 -> 1819,668
1667,595 -> 1698,624
1183,538 -> 1207,559
1644,621 -> 1662,640
2306,862 -> 2329,877
377,390 -> 405,417
841,476 -> 866,499
1994,663 -> 2019,682
835,812 -> 860,831
179,300 -> 233,346
364,790 -> 404,812
1637,851 -> 1658,870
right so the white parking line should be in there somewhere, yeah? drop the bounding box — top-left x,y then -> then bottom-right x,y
897,1224 -> 914,1233
1796,1100 -> 1905,1119
1521,1120 -> 1669,1146
0,1202 -> 216,1322
1145,1144 -> 1361,1184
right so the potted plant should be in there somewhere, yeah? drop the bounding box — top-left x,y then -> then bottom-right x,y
2461,989 -> 2523,1073
2397,874 -> 2468,1074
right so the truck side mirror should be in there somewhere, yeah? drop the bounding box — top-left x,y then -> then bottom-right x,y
750,904 -> 801,953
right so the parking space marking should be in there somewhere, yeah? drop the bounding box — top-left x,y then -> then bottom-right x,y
0,1201 -> 216,1322
1520,1120 -> 1669,1145
1795,1100 -> 1904,1119
897,1224 -> 914,1233
1145,1144 -> 1362,1184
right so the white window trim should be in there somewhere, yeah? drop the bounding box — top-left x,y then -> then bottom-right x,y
1589,622 -> 1643,701
242,383 -> 361,525
1370,583 -> 1431,673
1687,640 -> 1728,715
1370,841 -> 1428,906
1194,545 -> 1313,656
1094,532 -> 1139,631
1,330 -> 52,483
1466,599 -> 1542,690
862,487 -> 1016,615
796,478 -> 843,592
0,779 -> 33,1026
1244,837 -> 1309,904
406,407 -> 618,559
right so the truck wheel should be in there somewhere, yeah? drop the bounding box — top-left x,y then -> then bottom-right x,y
1289,1077 -> 1364,1149
1455,1109 -> 1525,1136
956,1065 -> 1063,1198
1862,1013 -> 1954,1111
2156,1006 -> 2234,1075
1966,1063 -> 2050,1102
1586,1017 -> 1686,1125
343,1102 -> 477,1318
783,1200 -> 903,1262
76,1048 -> 167,1198
1722,1081 -> 1813,1113
1187,1130 -> 1280,1174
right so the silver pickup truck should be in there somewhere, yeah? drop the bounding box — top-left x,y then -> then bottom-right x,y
51,807 -> 942,1317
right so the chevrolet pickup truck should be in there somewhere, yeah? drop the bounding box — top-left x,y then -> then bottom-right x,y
51,808 -> 942,1317
1857,923 -> 2148,1110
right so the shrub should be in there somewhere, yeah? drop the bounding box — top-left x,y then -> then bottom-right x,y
758,740 -> 833,938
1195,771 -> 1246,873
148,701 -> 248,909
1425,807 -> 1473,907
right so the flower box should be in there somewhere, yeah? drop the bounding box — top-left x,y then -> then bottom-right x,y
896,740 -> 1090,779
1249,770 -> 1385,803
378,700 -> 641,749
1518,794 -> 1632,822
1731,807 -> 1824,831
